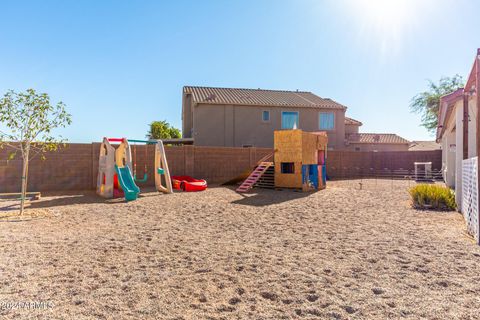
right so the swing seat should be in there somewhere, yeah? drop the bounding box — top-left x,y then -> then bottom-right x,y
134,173 -> 148,183
157,168 -> 165,174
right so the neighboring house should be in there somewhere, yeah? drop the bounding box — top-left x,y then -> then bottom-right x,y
408,141 -> 441,151
182,85 -> 411,151
182,86 -> 347,148
344,116 -> 410,151
345,133 -> 410,152
436,49 -> 480,210
345,117 -> 362,134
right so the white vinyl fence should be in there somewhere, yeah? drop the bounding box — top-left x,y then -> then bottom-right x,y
462,157 -> 479,244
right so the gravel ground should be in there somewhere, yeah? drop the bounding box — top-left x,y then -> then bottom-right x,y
1,180 -> 480,319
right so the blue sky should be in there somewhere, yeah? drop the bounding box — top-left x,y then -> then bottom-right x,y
0,0 -> 478,142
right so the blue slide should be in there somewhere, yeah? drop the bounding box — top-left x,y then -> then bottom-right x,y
114,165 -> 140,201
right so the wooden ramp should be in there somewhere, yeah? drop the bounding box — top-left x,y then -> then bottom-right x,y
236,162 -> 273,193
223,151 -> 275,185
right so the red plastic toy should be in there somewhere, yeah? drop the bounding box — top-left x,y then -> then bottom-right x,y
172,176 -> 207,192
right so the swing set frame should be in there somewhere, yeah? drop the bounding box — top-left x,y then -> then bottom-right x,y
131,139 -> 153,183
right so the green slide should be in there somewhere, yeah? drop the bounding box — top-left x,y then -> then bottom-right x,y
114,165 -> 140,201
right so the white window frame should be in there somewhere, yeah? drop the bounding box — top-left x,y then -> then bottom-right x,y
281,111 -> 300,129
319,112 -> 335,131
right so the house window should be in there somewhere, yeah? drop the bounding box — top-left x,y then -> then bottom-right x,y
355,147 -> 360,151
281,112 -> 299,129
319,112 -> 335,130
281,162 -> 295,174
262,110 -> 270,122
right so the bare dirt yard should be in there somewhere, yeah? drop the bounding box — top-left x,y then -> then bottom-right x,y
1,180 -> 480,319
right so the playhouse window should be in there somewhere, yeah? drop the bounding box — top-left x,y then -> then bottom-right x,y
281,162 -> 295,174
319,112 -> 335,130
262,110 -> 270,122
281,112 -> 299,129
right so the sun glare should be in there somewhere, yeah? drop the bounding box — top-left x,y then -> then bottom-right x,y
342,0 -> 432,58
356,0 -> 412,28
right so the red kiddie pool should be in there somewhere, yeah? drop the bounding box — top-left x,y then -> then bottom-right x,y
171,176 -> 207,192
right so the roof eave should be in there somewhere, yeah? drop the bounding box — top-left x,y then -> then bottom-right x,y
437,89 -> 464,141
193,101 -> 347,110
348,141 -> 410,145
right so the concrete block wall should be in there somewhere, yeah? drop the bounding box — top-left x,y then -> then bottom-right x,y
0,144 -> 274,192
327,150 -> 442,178
0,144 -> 442,192
0,144 -> 94,192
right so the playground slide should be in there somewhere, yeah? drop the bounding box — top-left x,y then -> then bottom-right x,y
114,165 -> 140,201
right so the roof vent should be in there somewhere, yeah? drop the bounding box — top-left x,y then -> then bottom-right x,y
373,135 -> 380,142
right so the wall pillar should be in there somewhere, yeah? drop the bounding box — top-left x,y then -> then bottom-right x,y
249,147 -> 257,167
184,145 -> 195,176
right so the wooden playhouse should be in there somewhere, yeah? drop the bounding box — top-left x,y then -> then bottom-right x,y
237,129 -> 328,192
274,129 -> 327,191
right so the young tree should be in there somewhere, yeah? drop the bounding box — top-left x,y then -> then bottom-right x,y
147,120 -> 181,140
0,89 -> 72,215
410,75 -> 464,134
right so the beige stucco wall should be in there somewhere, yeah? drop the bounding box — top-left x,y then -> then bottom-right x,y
191,103 -> 346,149
454,100 -> 463,209
441,137 -> 447,181
182,93 -> 193,138
468,96 -> 477,158
344,143 -> 409,152
345,124 -> 360,134
444,113 -> 456,188
440,96 -> 477,205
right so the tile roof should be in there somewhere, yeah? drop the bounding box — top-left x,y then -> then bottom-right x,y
183,86 -> 346,109
346,133 -> 410,144
408,141 -> 441,151
345,117 -> 362,126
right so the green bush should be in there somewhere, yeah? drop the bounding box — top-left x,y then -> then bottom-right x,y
409,184 -> 456,211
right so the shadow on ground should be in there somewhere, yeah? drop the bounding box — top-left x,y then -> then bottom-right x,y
1,187 -> 168,210
231,188 -> 311,207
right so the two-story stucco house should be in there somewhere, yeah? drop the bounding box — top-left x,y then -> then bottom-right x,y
182,86 -> 348,149
182,86 -> 410,150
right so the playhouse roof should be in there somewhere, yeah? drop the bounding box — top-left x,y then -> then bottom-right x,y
346,133 -> 410,144
183,86 -> 347,110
